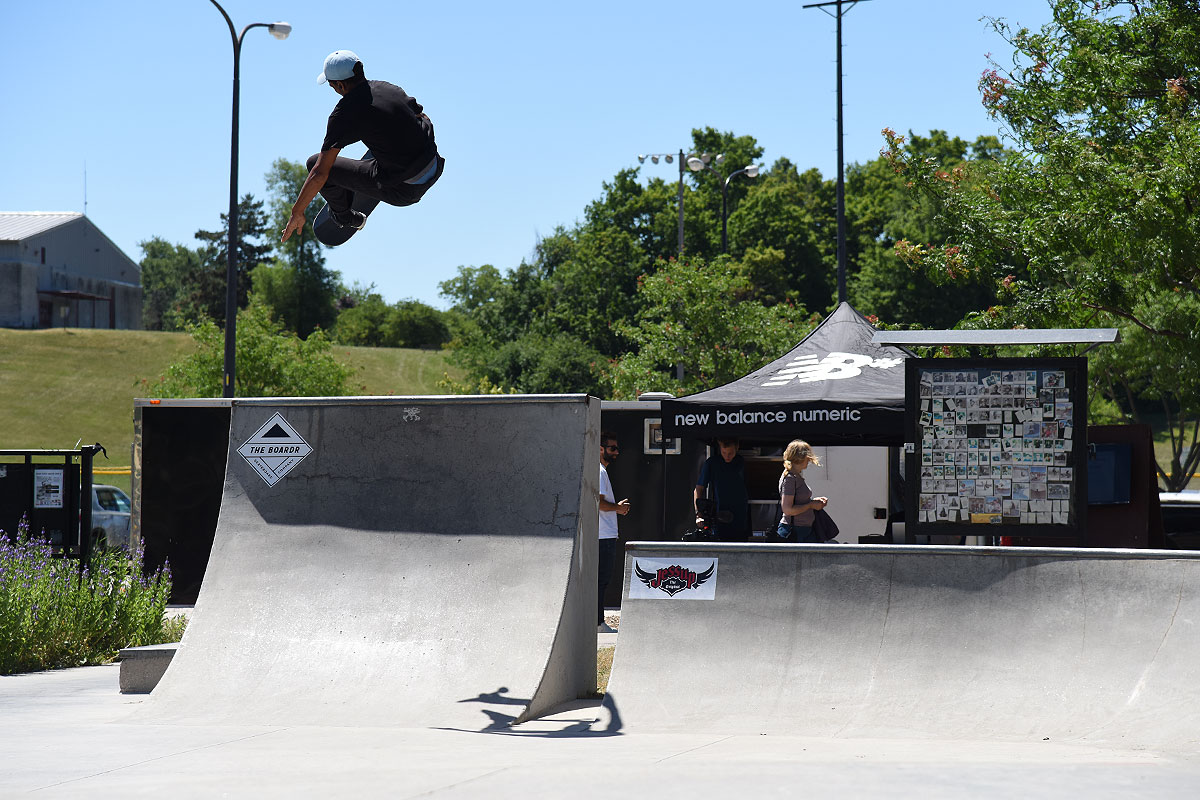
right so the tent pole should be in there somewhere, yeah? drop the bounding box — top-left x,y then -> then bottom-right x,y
661,428 -> 668,539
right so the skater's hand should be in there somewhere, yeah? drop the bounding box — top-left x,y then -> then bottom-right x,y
283,150 -> 336,244
281,209 -> 306,243
616,499 -> 631,516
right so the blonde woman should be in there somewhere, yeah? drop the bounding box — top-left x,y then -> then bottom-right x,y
777,440 -> 828,542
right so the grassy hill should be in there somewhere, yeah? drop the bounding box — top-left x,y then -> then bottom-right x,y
0,328 -> 462,493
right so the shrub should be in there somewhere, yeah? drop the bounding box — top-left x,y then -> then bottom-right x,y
0,516 -> 175,674
145,296 -> 353,398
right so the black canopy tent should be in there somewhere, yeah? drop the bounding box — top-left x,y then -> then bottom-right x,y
660,302 -> 914,445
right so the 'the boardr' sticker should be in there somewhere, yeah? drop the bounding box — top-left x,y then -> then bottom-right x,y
629,557 -> 718,600
236,412 -> 313,487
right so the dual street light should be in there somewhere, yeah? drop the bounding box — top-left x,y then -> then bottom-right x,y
636,150 -> 722,256
637,151 -> 759,255
209,0 -> 290,398
686,154 -> 761,254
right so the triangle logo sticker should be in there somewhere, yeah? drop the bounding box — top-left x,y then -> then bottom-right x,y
236,412 -> 313,487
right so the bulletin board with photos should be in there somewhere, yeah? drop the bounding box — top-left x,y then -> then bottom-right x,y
904,358 -> 1088,541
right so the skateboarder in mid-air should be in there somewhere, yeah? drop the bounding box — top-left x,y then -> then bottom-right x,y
280,50 -> 444,245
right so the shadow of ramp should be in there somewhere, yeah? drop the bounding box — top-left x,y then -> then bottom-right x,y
135,396 -> 598,729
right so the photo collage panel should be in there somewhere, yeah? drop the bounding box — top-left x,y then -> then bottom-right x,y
916,367 -> 1076,526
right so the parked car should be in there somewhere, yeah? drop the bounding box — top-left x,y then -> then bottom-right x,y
1160,491 -> 1200,550
91,484 -> 132,550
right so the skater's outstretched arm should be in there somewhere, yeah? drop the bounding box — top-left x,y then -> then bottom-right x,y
282,147 -> 341,242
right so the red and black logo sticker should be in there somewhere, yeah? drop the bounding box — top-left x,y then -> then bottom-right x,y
634,561 -> 716,597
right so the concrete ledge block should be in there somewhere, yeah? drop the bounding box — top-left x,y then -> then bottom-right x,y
118,643 -> 179,694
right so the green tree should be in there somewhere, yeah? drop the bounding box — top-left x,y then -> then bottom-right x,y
331,286 -> 451,350
473,332 -> 607,395
437,264 -> 507,315
848,131 -> 1004,328
436,123 -> 1006,396
682,127 -> 766,259
331,289 -> 394,347
729,159 -> 835,309
541,228 -> 647,357
147,296 -> 353,398
609,257 -> 817,399
190,194 -> 274,325
1089,292 -> 1200,490
583,167 -> 680,262
883,0 -> 1200,487
438,234 -> 620,395
436,128 -> 775,395
257,159 -> 341,337
387,300 -> 451,349
139,237 -> 204,331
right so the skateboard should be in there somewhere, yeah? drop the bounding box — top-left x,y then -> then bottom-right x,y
313,150 -> 381,247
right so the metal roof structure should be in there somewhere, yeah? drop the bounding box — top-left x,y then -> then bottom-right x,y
0,212 -> 84,241
872,329 -> 1121,348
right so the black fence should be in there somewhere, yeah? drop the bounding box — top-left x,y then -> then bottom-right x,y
0,446 -> 104,564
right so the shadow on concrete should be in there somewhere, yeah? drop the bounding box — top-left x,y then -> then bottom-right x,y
435,687 -> 624,737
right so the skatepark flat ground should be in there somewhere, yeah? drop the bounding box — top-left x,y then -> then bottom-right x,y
4,662 -> 1199,799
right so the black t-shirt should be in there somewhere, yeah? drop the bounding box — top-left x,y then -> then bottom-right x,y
322,80 -> 437,182
697,454 -> 749,513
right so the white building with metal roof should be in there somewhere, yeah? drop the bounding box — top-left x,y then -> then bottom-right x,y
0,212 -> 142,329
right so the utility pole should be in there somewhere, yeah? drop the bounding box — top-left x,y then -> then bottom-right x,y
803,0 -> 873,305
676,149 -> 685,256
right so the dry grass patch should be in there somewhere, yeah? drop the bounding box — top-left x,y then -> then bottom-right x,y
596,645 -> 615,694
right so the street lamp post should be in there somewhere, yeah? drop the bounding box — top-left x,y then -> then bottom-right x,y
638,151 -> 726,256
209,0 -> 290,398
687,155 -> 760,253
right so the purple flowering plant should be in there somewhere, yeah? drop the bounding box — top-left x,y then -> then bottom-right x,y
1,515 -> 176,674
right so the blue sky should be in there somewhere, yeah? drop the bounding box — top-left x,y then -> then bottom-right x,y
3,0 -> 1053,310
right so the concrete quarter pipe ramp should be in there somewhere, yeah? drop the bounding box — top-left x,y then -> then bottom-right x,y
607,543 -> 1200,750
139,396 -> 598,729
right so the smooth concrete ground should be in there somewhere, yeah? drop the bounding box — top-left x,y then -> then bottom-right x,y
4,662 -> 1200,799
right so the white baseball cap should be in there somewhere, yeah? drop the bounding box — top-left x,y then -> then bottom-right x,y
318,50 -> 360,84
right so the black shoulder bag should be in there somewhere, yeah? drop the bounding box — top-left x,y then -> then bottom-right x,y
812,507 -> 840,542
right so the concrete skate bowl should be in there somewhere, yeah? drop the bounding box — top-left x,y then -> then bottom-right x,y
607,543 -> 1200,751
138,396 -> 598,729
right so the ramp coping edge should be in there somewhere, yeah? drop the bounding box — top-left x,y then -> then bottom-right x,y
624,541 -> 1200,561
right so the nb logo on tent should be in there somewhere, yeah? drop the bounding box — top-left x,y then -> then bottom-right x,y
761,352 -> 904,388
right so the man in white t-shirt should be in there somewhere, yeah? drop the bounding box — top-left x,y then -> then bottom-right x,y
597,431 -> 630,633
